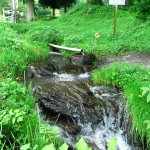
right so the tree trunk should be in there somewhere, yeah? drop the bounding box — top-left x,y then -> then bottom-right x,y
26,0 -> 35,22
52,8 -> 55,16
12,0 -> 19,23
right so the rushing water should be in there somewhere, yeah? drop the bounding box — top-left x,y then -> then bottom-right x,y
27,54 -> 142,150
53,73 -> 132,150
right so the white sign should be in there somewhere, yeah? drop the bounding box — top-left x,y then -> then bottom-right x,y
109,0 -> 125,5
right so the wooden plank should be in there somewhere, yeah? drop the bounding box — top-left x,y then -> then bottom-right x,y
49,43 -> 82,52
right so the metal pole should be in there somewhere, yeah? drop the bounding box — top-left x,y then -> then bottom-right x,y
114,5 -> 118,36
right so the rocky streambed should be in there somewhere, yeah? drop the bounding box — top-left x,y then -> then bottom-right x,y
26,53 -> 142,150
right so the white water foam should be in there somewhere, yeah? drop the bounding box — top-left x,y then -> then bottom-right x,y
76,123 -> 131,150
83,86 -> 131,150
53,73 -> 75,81
78,72 -> 90,78
53,72 -> 90,81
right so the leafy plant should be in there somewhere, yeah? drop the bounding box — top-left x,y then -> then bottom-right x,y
140,85 -> 150,103
107,137 -> 117,150
76,137 -> 92,150
41,137 -> 92,150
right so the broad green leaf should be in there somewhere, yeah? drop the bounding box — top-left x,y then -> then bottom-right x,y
12,117 -> 16,124
146,123 -> 150,130
20,143 -> 30,150
107,137 -> 117,150
14,109 -> 20,113
141,90 -> 148,97
33,145 -> 38,150
140,87 -> 150,91
76,138 -> 87,150
42,144 -> 56,150
147,93 -> 150,103
15,112 -> 22,118
9,109 -> 14,116
76,137 -> 92,150
59,143 -> 69,150
17,116 -> 23,123
140,87 -> 150,96
144,120 -> 150,130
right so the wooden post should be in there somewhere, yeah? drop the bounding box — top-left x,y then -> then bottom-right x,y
114,5 -> 118,36
12,0 -> 19,23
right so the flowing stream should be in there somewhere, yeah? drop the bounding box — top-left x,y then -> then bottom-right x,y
26,53 -> 142,150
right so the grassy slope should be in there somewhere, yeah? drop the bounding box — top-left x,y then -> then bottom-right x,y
1,2 -> 150,149
17,3 -> 150,55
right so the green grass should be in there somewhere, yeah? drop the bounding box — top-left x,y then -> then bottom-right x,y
10,3 -> 150,56
0,2 -> 150,149
0,22 -> 59,149
92,63 -> 150,147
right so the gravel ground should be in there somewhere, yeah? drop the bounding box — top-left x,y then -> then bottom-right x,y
97,52 -> 150,68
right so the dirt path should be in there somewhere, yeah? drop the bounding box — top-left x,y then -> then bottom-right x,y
98,52 -> 150,68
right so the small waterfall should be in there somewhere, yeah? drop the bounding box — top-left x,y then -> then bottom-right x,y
60,85 -> 134,150
27,54 -> 142,150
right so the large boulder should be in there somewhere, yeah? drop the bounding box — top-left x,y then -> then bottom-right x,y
34,80 -> 105,124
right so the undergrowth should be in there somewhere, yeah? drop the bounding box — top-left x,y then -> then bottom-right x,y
92,63 -> 150,148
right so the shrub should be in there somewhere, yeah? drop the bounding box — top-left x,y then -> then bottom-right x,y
31,27 -> 63,44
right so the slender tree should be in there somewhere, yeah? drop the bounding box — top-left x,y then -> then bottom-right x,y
27,0 -> 35,21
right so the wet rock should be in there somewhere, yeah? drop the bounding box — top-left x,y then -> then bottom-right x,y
26,63 -> 58,78
70,53 -> 96,65
61,64 -> 85,74
34,80 -> 104,124
82,53 -> 96,65
65,123 -> 82,135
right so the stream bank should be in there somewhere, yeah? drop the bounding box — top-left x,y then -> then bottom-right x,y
26,53 -> 142,150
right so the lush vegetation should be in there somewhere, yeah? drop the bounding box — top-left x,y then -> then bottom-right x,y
0,0 -> 150,149
92,63 -> 150,148
12,3 -> 150,56
0,22 -> 59,149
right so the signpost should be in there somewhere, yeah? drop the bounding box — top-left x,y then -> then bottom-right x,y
109,0 -> 125,35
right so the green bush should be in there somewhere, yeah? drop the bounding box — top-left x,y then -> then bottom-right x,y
0,79 -> 59,149
31,27 -> 63,44
136,0 -> 150,20
0,23 -> 49,77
